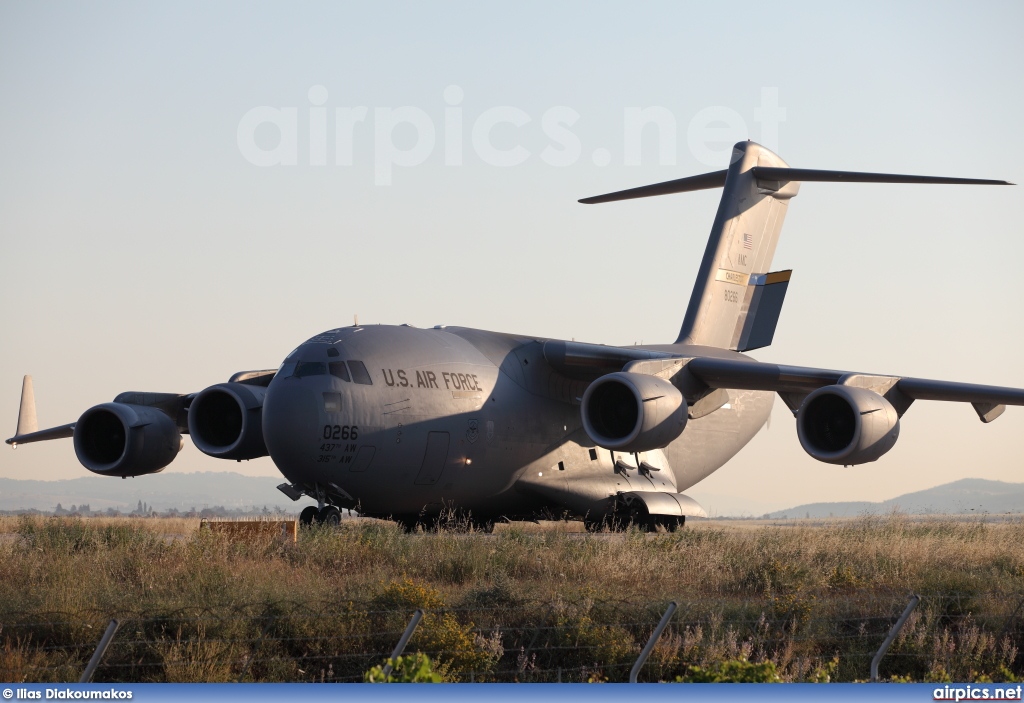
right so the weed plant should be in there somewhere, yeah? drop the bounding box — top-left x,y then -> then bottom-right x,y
2,514 -> 1024,682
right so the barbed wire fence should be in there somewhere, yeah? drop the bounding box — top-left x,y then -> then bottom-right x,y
4,590 -> 1023,683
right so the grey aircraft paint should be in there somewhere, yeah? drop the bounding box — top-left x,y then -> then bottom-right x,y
6,141 -> 1023,529
260,324 -> 771,521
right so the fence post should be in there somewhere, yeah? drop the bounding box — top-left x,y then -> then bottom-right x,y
79,619 -> 120,683
630,601 -> 677,683
871,594 -> 920,682
381,609 -> 424,679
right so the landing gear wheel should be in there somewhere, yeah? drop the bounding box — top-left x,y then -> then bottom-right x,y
299,506 -> 319,526
318,505 -> 342,527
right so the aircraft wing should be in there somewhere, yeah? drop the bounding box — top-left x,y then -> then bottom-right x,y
683,356 -> 1024,422
542,340 -> 1024,422
6,423 -> 76,447
5,369 -> 278,451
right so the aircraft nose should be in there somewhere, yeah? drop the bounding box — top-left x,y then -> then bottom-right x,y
263,375 -> 320,473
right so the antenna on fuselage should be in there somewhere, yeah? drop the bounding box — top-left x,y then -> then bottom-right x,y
354,314 -> 359,326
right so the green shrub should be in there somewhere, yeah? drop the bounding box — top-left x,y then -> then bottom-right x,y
370,579 -> 502,680
364,653 -> 441,682
678,657 -> 781,682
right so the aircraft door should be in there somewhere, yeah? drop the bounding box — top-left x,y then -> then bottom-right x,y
349,446 -> 376,472
414,432 -> 450,485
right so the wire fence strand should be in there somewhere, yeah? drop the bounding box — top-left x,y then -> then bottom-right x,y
3,590 -> 1023,683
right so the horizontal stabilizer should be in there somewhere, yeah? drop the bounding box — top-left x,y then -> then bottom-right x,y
579,164 -> 1011,204
751,167 -> 1012,187
579,169 -> 727,204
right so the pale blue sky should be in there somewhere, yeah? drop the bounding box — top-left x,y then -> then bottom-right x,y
1,1 -> 1021,514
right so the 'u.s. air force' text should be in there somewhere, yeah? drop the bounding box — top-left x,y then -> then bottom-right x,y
381,369 -> 484,392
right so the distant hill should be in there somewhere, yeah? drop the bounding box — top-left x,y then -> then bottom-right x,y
3,474 -> 1023,520
766,479 -> 1024,519
0,472 -> 292,514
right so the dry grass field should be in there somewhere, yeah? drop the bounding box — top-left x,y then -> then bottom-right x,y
2,514 -> 1023,683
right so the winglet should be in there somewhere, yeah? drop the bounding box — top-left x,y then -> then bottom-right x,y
7,377 -> 74,448
15,375 -> 38,442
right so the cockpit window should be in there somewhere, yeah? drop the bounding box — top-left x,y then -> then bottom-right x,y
295,361 -> 327,378
348,360 -> 373,385
278,360 -> 298,378
327,347 -> 340,358
329,361 -> 350,382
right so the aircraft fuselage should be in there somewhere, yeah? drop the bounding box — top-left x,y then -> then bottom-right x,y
262,324 -> 772,520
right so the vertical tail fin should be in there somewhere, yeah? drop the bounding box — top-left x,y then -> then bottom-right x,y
676,141 -> 797,349
16,375 -> 38,437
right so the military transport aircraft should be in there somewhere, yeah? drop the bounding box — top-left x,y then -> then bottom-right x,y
7,141 -> 1022,530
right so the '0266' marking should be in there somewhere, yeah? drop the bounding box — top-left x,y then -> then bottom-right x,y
323,425 -> 358,440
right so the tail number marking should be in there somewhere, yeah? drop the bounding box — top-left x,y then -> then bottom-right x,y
323,425 -> 359,440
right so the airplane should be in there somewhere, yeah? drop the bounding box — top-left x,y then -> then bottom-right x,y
6,140 -> 1022,531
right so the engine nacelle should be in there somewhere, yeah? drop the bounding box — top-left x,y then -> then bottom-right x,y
581,372 -> 688,452
73,403 -> 182,477
797,385 -> 900,465
188,383 -> 268,460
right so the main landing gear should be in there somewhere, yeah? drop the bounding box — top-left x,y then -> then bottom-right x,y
299,504 -> 342,527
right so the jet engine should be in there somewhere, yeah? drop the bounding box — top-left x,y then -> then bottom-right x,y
73,403 -> 182,476
796,385 -> 900,465
581,372 -> 687,452
188,383 -> 269,460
